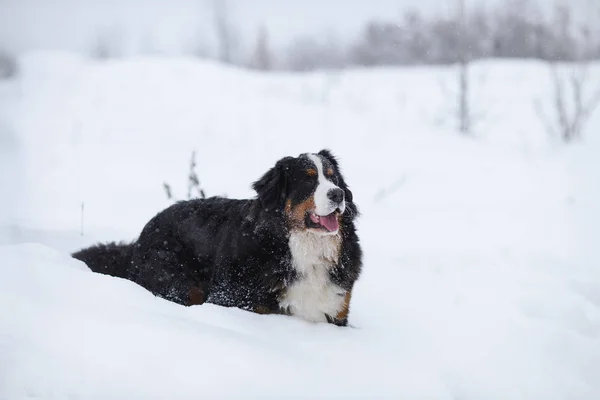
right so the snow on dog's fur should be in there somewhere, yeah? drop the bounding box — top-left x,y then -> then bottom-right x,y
73,150 -> 362,326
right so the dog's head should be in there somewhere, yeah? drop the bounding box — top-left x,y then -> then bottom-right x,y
253,150 -> 357,235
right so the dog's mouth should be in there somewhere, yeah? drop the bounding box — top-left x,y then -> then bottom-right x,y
306,211 -> 340,232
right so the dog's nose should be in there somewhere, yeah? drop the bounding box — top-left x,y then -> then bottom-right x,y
327,188 -> 344,204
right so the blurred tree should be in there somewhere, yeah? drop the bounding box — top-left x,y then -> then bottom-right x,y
90,29 -> 123,59
467,6 -> 493,59
213,0 -> 239,64
536,64 -> 600,142
402,11 -> 432,64
549,3 -> 576,61
250,25 -> 273,71
279,0 -> 596,71
535,5 -> 600,143
286,35 -> 346,71
286,37 -> 322,70
456,0 -> 471,134
429,17 -> 461,64
491,0 -> 542,59
0,50 -> 17,79
352,22 -> 406,66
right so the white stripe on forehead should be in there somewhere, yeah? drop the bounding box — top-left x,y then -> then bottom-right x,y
306,153 -> 344,216
307,153 -> 325,175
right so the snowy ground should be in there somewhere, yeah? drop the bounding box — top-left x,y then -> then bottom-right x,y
1,53 -> 599,399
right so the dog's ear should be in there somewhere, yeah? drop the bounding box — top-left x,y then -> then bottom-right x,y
318,149 -> 354,205
253,156 -> 294,212
318,149 -> 338,168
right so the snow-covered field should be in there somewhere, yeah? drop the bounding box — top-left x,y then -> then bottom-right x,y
1,52 -> 599,399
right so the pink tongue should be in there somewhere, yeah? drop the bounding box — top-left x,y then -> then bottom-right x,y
319,213 -> 339,232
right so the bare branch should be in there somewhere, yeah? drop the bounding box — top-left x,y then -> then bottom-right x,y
80,202 -> 85,236
539,61 -> 600,142
163,183 -> 174,200
374,176 -> 407,203
582,87 -> 600,118
187,150 -> 206,200
163,151 -> 207,202
534,98 -> 559,139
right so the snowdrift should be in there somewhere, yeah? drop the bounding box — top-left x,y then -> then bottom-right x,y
2,243 -> 599,399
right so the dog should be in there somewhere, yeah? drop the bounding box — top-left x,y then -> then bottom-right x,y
73,150 -> 362,326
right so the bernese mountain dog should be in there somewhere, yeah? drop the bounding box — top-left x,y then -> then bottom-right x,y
73,150 -> 362,326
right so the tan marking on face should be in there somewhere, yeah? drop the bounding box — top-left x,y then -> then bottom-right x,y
285,196 -> 316,231
325,168 -> 334,177
306,168 -> 317,177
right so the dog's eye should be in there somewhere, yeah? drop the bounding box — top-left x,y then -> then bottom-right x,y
325,168 -> 334,177
306,169 -> 317,177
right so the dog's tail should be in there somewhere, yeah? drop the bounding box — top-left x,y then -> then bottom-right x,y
72,242 -> 133,279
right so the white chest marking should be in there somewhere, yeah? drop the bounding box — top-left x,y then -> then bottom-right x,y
280,230 -> 346,322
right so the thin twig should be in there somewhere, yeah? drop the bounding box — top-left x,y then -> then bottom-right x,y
374,176 -> 407,203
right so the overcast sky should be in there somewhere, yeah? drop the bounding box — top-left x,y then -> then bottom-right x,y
0,0 -> 595,55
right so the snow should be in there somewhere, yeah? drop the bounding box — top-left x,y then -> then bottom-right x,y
1,53 -> 600,399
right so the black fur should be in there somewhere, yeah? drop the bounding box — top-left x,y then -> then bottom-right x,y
72,242 -> 131,279
73,150 -> 362,325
